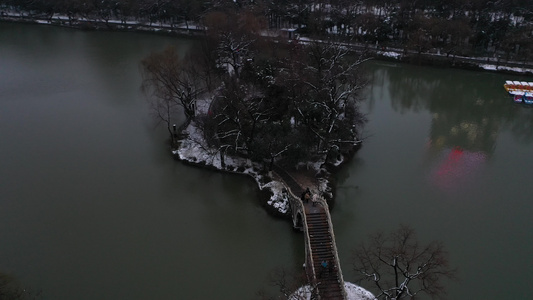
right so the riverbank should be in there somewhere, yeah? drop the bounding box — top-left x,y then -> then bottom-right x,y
374,48 -> 533,75
2,11 -> 533,76
0,11 -> 205,37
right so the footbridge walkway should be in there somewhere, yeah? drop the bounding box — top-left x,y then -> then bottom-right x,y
273,165 -> 347,300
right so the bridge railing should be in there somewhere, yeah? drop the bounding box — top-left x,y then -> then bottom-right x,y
285,187 -> 318,287
286,188 -> 304,231
315,197 -> 347,300
278,167 -> 346,299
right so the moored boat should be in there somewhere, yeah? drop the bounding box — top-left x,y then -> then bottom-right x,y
514,94 -> 524,103
524,92 -> 533,105
504,80 -> 533,95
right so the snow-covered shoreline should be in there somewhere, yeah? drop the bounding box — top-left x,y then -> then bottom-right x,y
166,85 -> 352,215
172,119 -> 292,215
171,96 -> 298,215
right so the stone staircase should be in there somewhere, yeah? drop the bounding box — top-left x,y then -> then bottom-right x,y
306,211 -> 345,299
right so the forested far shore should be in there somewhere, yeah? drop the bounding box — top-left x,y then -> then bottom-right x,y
1,0 -> 533,67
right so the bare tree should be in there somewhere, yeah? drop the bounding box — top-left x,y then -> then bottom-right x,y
201,38 -> 368,168
429,17 -> 472,60
352,225 -> 457,300
216,31 -> 253,78
404,13 -> 432,57
291,40 -> 367,160
141,46 -> 204,144
203,9 -> 266,79
203,77 -> 274,157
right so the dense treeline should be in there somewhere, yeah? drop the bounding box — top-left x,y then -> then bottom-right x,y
0,0 -> 207,27
2,0 -> 532,60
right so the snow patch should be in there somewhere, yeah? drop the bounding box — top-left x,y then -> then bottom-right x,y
345,282 -> 377,300
289,282 -> 376,300
479,64 -> 533,74
264,181 -> 289,214
173,120 -> 290,214
377,51 -> 401,59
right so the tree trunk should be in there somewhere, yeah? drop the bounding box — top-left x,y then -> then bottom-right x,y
220,147 -> 226,169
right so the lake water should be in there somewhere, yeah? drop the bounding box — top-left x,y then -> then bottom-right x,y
1,22 -> 532,299
334,61 -> 533,299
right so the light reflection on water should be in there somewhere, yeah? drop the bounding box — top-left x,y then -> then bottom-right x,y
426,146 -> 487,193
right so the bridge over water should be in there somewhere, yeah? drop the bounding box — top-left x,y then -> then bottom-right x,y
273,166 -> 347,300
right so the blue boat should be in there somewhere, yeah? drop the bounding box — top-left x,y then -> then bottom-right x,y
524,92 -> 533,105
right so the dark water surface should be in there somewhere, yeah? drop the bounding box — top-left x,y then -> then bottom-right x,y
1,22 -> 533,299
334,62 -> 533,299
0,23 -> 301,299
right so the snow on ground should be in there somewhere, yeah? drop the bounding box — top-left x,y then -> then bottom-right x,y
289,282 -> 376,300
377,51 -> 401,59
263,180 -> 290,214
345,282 -> 377,300
173,120 -> 290,214
479,63 -> 533,74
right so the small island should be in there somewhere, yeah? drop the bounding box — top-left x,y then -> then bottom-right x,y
141,18 -> 368,217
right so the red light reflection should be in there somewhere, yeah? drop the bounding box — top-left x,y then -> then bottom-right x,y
429,146 -> 486,191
